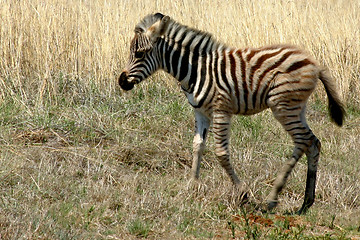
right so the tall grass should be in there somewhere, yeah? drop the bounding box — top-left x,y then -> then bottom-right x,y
1,0 -> 359,105
0,0 -> 359,239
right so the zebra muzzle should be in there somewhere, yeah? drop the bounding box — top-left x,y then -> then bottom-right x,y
119,71 -> 134,91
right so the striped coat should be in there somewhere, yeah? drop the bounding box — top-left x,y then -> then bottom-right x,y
119,13 -> 345,214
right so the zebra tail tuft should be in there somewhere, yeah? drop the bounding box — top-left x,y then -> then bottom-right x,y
319,68 -> 346,127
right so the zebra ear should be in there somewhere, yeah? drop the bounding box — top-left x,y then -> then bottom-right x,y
145,15 -> 170,42
158,15 -> 170,35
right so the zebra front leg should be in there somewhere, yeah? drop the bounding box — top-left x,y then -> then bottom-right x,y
213,111 -> 248,205
191,110 -> 210,180
213,111 -> 240,185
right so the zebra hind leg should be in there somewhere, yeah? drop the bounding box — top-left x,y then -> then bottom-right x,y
267,104 -> 319,213
297,137 -> 321,214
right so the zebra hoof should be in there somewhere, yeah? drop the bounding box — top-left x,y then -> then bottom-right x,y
230,185 -> 249,206
267,200 -> 278,211
186,178 -> 208,194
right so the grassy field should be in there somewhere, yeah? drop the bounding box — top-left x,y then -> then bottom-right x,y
1,0 -> 360,239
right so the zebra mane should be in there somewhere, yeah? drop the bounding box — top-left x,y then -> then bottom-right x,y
166,20 -> 216,44
135,13 -> 165,33
135,13 -> 220,52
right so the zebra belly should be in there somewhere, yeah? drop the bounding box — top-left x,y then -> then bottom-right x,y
239,106 -> 269,116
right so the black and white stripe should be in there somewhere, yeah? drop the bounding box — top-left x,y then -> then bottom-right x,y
119,13 -> 345,214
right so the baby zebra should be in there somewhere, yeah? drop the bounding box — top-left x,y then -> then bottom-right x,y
119,13 -> 345,214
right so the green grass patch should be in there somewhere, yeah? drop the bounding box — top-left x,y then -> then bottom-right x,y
0,74 -> 359,239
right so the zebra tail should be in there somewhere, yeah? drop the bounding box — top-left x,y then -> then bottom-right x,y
319,68 -> 346,127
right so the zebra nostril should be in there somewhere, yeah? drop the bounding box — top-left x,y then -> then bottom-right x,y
119,71 -> 134,91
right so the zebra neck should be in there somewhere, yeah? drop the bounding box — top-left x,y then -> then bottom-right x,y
160,39 -> 192,84
159,22 -> 219,93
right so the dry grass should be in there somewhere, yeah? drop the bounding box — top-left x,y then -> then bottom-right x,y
0,0 -> 360,239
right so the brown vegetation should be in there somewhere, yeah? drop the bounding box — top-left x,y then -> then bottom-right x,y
0,0 -> 359,238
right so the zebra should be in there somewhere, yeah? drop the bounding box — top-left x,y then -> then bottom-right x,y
119,13 -> 345,214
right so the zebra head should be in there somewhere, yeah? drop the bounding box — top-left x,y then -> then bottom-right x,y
119,13 -> 170,91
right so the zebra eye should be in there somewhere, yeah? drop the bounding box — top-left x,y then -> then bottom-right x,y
134,51 -> 145,59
